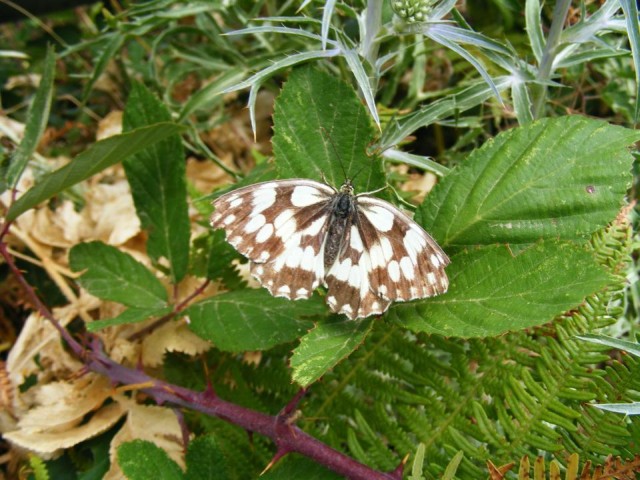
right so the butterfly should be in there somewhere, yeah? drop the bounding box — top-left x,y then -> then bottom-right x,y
210,178 -> 449,320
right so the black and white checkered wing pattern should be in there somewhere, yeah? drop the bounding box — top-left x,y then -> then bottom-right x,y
324,195 -> 449,319
210,180 -> 334,301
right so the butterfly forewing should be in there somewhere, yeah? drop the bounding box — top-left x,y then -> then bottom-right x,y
211,180 -> 334,300
211,178 -> 449,320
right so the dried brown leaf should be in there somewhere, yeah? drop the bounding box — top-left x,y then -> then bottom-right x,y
4,402 -> 124,457
142,319 -> 210,367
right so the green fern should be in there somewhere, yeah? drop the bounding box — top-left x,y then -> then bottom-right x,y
292,211 -> 640,478
29,455 -> 50,480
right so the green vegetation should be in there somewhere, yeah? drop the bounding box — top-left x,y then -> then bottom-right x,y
0,1 -> 639,479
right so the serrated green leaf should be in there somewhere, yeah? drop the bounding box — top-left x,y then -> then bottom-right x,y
6,123 -> 185,221
69,241 -> 168,309
190,231 -> 245,288
290,317 -> 374,387
29,455 -> 50,480
272,66 -> 383,193
418,116 -> 638,248
7,44 -> 56,190
389,242 -> 611,338
184,434 -> 229,480
185,289 -> 324,351
123,83 -> 190,283
117,440 -> 183,480
86,306 -> 172,332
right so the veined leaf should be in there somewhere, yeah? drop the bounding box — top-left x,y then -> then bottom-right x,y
69,241 -> 168,309
290,317 -> 374,387
184,435 -> 230,480
418,116 -> 638,248
118,441 -> 182,480
86,306 -> 172,332
6,123 -> 185,221
7,44 -> 56,190
272,66 -> 384,193
123,83 -> 190,283
389,242 -> 611,338
185,289 -> 324,352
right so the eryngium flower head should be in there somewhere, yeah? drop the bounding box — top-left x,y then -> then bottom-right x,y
391,0 -> 437,22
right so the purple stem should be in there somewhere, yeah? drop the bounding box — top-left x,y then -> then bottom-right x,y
0,230 -> 403,480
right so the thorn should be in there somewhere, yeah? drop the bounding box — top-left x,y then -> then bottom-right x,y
173,408 -> 190,451
204,379 -> 216,399
389,454 -> 408,479
260,448 -> 289,475
280,388 -> 307,418
115,381 -> 155,394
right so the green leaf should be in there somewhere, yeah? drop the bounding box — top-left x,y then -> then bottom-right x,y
123,83 -> 190,283
117,440 -> 183,480
7,44 -> 56,190
389,242 -> 611,338
418,116 -> 638,248
29,455 -> 50,480
290,317 -> 374,387
185,289 -> 324,351
190,231 -> 245,289
577,334 -> 640,357
272,66 -> 383,193
593,402 -> 640,415
618,0 -> 640,122
86,306 -> 172,332
6,123 -> 185,221
184,435 -> 229,480
82,34 -> 124,101
69,241 -> 168,309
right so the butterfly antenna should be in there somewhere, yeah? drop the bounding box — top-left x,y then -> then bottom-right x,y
320,127 -> 348,181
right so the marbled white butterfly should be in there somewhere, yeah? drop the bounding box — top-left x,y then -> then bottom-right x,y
210,178 -> 449,319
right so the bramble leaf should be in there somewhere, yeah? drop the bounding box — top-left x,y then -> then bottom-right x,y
123,83 -> 190,283
290,317 -> 374,386
273,66 -> 383,193
69,241 -> 168,310
418,116 -> 638,248
185,289 -> 324,351
389,242 -> 611,337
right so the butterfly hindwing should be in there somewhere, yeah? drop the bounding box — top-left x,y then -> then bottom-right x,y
358,196 -> 450,302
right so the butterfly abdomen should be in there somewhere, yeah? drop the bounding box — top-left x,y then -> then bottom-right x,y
324,193 -> 356,268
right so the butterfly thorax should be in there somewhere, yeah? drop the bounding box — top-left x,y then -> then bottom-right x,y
324,184 -> 357,268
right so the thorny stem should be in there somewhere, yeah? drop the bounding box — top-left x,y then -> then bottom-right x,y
0,233 -> 403,480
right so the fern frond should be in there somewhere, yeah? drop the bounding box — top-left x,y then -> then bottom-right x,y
492,453 -> 640,479
298,210 -> 639,478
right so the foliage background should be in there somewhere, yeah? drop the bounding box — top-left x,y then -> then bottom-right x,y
0,1 -> 639,479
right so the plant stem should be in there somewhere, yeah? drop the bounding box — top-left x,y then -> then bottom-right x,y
0,235 -> 402,479
532,0 -> 572,119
